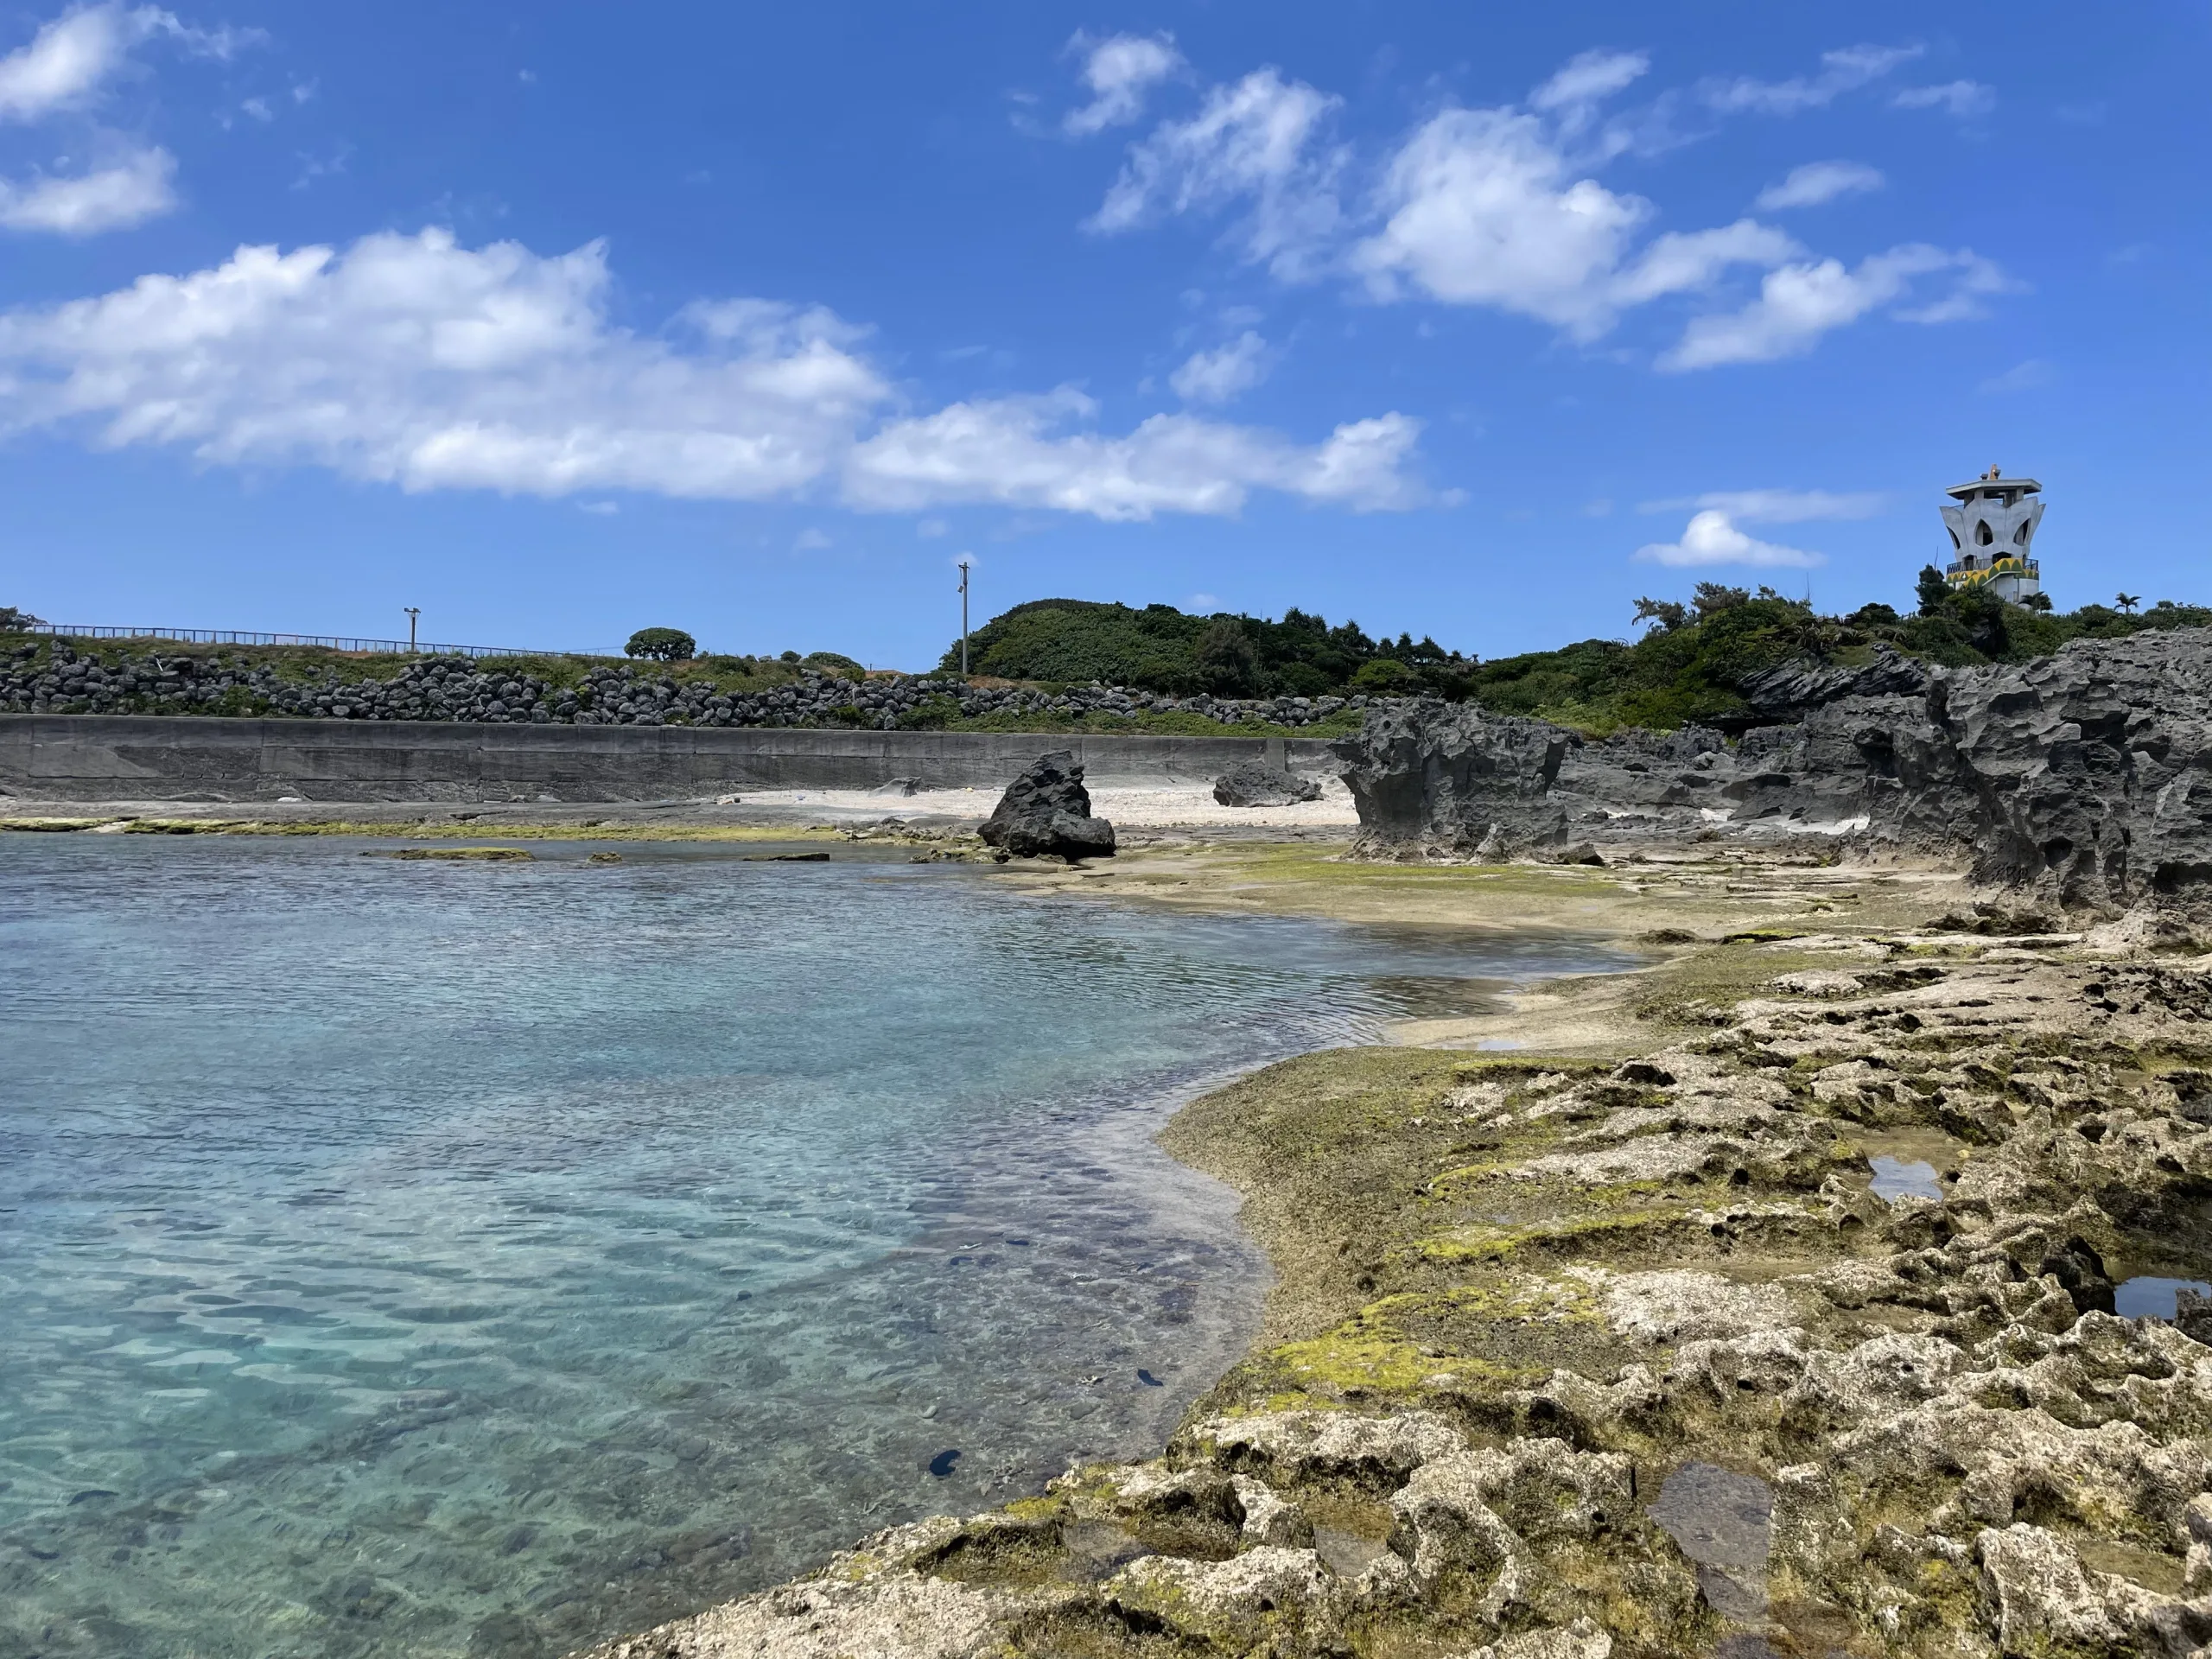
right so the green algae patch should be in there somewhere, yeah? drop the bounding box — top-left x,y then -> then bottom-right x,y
0,817 -> 111,831
1414,1208 -> 1683,1265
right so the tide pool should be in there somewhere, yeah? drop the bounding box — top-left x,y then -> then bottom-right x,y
0,834 -> 1623,1657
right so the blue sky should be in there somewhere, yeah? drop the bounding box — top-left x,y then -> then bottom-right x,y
0,3 -> 2204,665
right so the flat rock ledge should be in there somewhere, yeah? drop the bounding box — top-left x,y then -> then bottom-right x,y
581,903 -> 2212,1659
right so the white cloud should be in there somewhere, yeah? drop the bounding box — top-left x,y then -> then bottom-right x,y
0,3 -> 255,121
1754,160 -> 1884,211
1090,46 -> 2015,368
1169,330 -> 1269,404
1606,219 -> 1802,309
0,3 -> 143,120
1641,487 -> 1885,523
0,228 -> 892,497
1634,509 -> 1824,569
915,516 -> 949,538
1063,30 -> 1182,137
844,391 -> 1424,521
792,526 -> 831,549
1351,112 -> 1796,335
1894,80 -> 1994,118
0,143 -> 172,231
1088,67 -> 1344,277
1701,43 -> 1921,115
578,499 -> 617,514
0,226 -> 1425,521
1529,48 -> 1649,124
1659,245 -> 2008,369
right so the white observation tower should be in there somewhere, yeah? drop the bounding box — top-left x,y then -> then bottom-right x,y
1942,465 -> 2044,602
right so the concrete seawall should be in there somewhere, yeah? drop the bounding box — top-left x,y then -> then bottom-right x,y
0,715 -> 1344,803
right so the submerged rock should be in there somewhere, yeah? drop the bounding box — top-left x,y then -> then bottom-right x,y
1212,760 -> 1323,808
977,750 -> 1116,860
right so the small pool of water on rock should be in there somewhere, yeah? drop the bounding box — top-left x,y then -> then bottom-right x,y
1867,1154 -> 1945,1202
2115,1277 -> 2212,1320
0,835 -> 1626,1659
1649,1462 -> 1772,1625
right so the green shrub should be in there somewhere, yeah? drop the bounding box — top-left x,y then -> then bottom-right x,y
804,650 -> 866,681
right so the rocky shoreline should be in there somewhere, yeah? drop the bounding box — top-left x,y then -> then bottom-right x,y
575,842 -> 2212,1659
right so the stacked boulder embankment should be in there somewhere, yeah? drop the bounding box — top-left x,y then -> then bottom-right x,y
0,642 -> 1374,731
1338,628 -> 2212,910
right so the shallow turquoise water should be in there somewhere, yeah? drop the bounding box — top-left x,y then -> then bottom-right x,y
0,834 -> 1622,1658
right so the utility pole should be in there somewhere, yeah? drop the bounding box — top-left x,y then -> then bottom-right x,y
404,607 -> 420,652
956,556 -> 972,677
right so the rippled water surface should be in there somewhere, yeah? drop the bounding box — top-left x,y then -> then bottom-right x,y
0,834 -> 1622,1658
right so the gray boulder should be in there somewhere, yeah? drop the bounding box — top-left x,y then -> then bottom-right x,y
1212,760 -> 1323,808
978,751 -> 1116,860
1334,702 -> 1571,859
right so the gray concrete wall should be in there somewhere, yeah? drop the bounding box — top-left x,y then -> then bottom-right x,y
0,715 -> 1344,803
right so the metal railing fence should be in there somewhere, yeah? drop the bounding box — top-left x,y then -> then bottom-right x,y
21,624 -> 607,660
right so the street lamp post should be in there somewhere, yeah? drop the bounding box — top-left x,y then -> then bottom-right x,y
956,557 -> 972,678
404,607 -> 420,652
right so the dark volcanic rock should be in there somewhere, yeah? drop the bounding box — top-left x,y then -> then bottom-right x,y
1737,643 -> 1930,724
1866,628 -> 2212,908
978,751 -> 1116,860
1211,760 -> 1323,808
1334,702 -> 1570,859
1338,630 -> 2212,910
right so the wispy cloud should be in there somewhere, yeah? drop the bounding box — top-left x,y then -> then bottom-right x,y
1638,488 -> 1887,523
1754,160 -> 1884,211
1169,331 -> 1270,404
1659,245 -> 2012,369
1894,80 -> 1995,118
0,143 -> 173,232
1700,43 -> 1922,116
1978,359 -> 2052,395
1062,30 -> 1182,137
1087,45 -> 2011,370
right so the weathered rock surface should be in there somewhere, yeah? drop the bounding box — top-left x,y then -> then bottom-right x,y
1736,641 -> 1931,724
1340,629 -> 2212,907
1337,703 -> 1572,859
1212,759 -> 1324,807
976,750 -> 1116,860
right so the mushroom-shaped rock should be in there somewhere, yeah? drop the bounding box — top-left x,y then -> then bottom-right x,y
978,751 -> 1116,860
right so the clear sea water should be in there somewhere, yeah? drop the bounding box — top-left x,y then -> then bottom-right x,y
0,834 -> 1622,1659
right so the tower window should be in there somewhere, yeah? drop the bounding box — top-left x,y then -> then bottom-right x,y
1976,520 -> 1994,544
1948,527 -> 1960,550
2014,520 -> 2031,544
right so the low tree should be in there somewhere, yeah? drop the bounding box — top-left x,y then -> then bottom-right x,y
1633,597 -> 1689,632
2116,593 -> 2140,615
0,605 -> 46,631
1916,564 -> 1952,617
1692,582 -> 1750,619
626,627 -> 696,662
